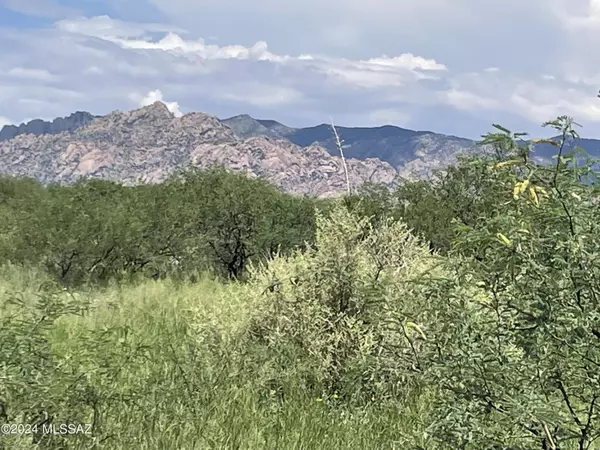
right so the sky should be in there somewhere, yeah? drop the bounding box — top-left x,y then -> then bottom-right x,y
1,0 -> 600,139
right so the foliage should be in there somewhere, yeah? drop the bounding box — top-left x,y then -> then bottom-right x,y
0,266 -> 431,449
244,203 -> 441,406
2,115 -> 600,449
422,117 -> 600,449
0,168 -> 321,286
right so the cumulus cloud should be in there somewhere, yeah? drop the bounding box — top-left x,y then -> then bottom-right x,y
1,9 -> 600,139
140,0 -> 573,74
137,90 -> 183,117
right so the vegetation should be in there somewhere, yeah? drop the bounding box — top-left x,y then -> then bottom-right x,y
0,167 -> 321,285
1,116 -> 600,449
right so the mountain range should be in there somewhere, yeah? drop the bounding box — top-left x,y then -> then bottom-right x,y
0,111 -> 97,141
0,103 -> 396,197
1,103 -> 599,196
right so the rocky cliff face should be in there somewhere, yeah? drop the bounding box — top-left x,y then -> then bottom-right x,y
0,102 -> 397,197
0,112 -> 96,141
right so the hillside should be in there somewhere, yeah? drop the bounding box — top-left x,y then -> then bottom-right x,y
0,102 -> 396,197
223,115 -> 478,178
4,106 -> 600,195
223,114 -> 600,176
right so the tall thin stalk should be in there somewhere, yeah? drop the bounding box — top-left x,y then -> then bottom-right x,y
330,119 -> 351,196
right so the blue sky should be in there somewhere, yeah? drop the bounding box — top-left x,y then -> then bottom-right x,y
1,0 -> 600,139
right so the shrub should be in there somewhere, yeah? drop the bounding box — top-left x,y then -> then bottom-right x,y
243,202 -> 443,404
423,118 -> 600,449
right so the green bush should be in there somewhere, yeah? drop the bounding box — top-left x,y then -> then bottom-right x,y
0,168 -> 322,286
421,118 -> 600,449
243,203 -> 442,405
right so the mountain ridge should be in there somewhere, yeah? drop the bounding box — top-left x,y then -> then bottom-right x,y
0,102 -> 397,197
3,104 -> 600,195
0,111 -> 97,141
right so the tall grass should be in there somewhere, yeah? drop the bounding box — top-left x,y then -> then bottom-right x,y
0,262 -> 432,450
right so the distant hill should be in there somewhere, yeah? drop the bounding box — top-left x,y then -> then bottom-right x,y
0,112 -> 97,141
2,105 -> 600,195
221,114 -> 296,140
0,102 -> 396,197
222,115 -> 479,178
223,114 -> 600,177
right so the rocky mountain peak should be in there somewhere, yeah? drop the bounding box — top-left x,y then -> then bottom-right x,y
100,101 -> 175,126
133,101 -> 174,120
0,104 -> 396,197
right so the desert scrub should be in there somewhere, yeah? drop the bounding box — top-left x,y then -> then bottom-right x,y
242,202 -> 445,405
0,263 -> 437,449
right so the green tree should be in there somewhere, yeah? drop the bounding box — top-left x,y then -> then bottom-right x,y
424,118 -> 600,449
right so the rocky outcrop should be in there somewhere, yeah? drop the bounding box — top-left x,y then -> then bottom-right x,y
0,102 -> 397,197
6,107 -> 600,189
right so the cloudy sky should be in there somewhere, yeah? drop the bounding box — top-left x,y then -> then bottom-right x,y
1,0 -> 600,138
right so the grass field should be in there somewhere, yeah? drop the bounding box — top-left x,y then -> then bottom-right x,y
0,263 -> 434,450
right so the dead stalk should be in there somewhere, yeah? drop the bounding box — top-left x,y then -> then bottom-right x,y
330,119 -> 351,196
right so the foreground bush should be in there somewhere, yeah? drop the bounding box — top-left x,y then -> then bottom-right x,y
422,118 -> 600,448
243,204 -> 441,406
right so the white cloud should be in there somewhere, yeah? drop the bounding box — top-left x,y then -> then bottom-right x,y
137,90 -> 183,117
443,89 -> 500,111
364,54 -> 447,71
52,17 -> 447,78
2,10 -> 600,140
56,17 -> 285,61
438,70 -> 600,128
510,83 -> 600,123
0,116 -> 11,128
119,33 -> 286,62
141,0 -> 570,74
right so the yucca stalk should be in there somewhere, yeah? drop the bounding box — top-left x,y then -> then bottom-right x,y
330,119 -> 351,196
